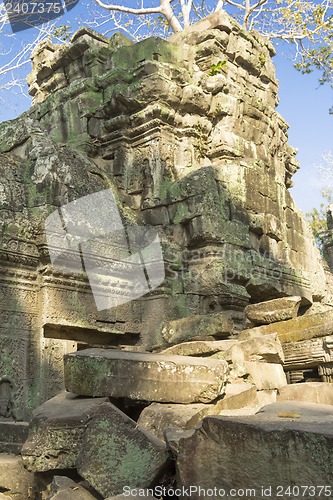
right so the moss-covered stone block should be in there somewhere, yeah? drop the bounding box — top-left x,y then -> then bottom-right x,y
64,349 -> 229,403
77,402 -> 167,498
21,392 -> 108,472
113,37 -> 184,70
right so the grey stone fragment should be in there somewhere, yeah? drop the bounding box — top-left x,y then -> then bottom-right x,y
245,296 -> 301,325
21,391 -> 108,472
64,349 -> 229,403
137,403 -> 207,440
161,313 -> 234,344
160,339 -> 237,357
215,333 -> 284,364
47,476 -> 98,500
77,402 -> 167,498
164,428 -> 195,457
177,402 -> 333,500
48,475 -> 77,494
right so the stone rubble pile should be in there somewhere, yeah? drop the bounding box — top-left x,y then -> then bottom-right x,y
0,296 -> 328,498
176,401 -> 333,500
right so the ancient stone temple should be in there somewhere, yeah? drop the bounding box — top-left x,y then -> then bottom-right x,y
0,9 -> 330,452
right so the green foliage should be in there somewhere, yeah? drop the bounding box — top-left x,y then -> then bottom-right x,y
288,4 -> 333,112
305,206 -> 327,249
305,189 -> 333,250
51,25 -> 73,42
208,60 -> 227,76
258,53 -> 266,65
2,0 -> 333,114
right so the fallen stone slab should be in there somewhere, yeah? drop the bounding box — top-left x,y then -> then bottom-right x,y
43,322 -> 130,345
177,402 -> 333,500
245,296 -> 301,325
224,382 -> 256,398
239,309 -> 333,344
161,312 -> 234,344
160,339 -> 237,357
245,361 -> 287,390
64,349 -> 229,403
278,382 -> 333,405
21,392 -> 108,472
77,402 -> 168,498
0,453 -> 36,500
137,403 -> 208,441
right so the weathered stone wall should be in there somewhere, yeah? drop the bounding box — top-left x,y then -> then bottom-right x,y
0,11 -> 328,420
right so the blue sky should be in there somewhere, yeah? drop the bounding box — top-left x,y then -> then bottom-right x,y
274,53 -> 333,215
0,5 -> 332,216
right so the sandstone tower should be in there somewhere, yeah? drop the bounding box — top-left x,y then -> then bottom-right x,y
0,11 -> 327,424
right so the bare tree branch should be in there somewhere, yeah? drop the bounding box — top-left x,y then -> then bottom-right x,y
0,0 -> 333,112
92,0 -> 162,15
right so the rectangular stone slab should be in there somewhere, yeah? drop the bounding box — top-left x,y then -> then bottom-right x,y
239,310 -> 333,344
244,296 -> 301,325
64,349 -> 229,403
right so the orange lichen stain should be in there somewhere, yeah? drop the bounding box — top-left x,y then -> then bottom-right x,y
277,412 -> 301,418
